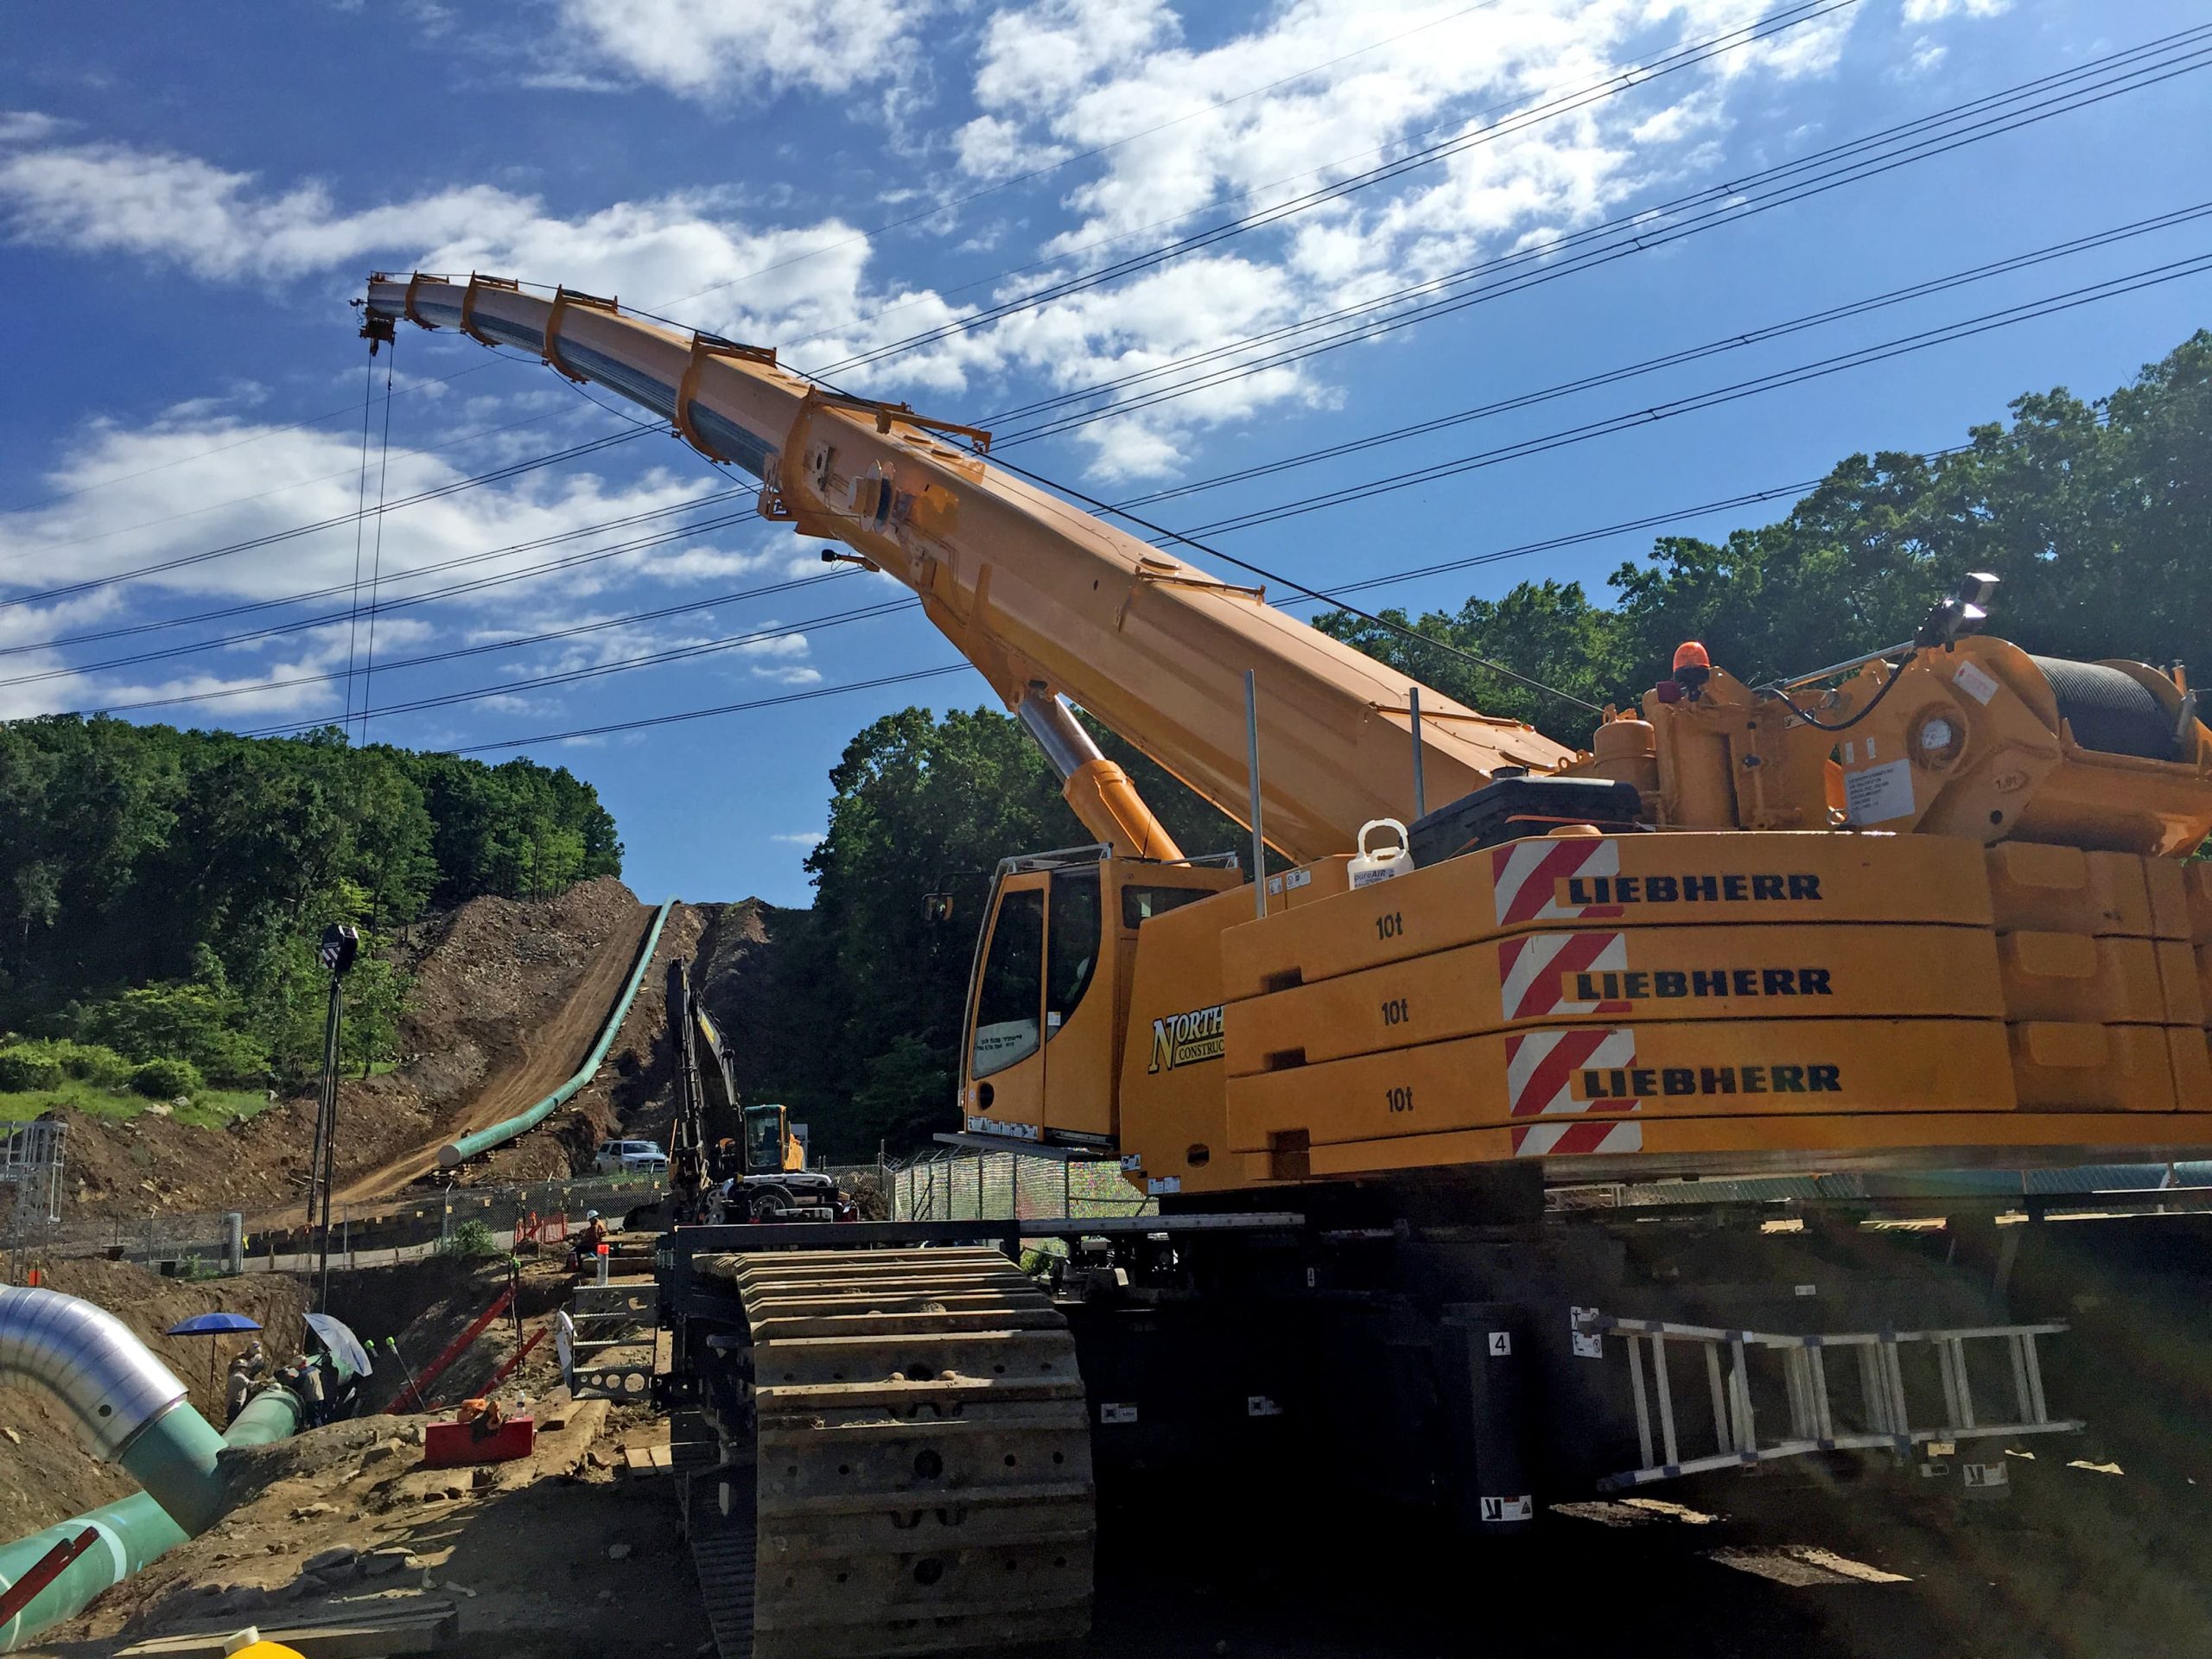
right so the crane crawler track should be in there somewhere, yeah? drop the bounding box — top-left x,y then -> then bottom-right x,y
703,1246 -> 1095,1659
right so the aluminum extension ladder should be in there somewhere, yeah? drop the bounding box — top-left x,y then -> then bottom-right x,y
1584,1313 -> 2082,1491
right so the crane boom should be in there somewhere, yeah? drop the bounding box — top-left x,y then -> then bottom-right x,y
364,275 -> 1572,864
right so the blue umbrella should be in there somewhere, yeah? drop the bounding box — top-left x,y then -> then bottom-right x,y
165,1312 -> 263,1336
304,1312 -> 372,1380
166,1311 -> 264,1396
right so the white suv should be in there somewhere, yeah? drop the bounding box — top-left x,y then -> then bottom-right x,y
594,1138 -> 668,1175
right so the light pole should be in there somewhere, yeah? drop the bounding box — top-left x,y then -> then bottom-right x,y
308,924 -> 359,1311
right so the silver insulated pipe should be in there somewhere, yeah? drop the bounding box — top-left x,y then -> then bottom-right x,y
0,1286 -> 230,1533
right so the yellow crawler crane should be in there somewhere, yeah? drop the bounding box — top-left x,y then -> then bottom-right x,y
360,277 -> 2212,1658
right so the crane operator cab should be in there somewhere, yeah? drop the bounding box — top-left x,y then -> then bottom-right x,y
960,848 -> 1243,1150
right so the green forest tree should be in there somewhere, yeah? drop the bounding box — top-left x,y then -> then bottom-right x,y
1319,331 -> 2212,743
0,720 -> 623,1088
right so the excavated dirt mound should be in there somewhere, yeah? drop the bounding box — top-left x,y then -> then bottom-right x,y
51,879 -> 646,1223
0,1260 -> 310,1541
467,901 -> 708,1186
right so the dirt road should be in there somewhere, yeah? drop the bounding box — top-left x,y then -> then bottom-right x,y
332,903 -> 655,1206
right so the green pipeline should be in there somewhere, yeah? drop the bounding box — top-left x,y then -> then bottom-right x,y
0,1389 -> 302,1652
439,899 -> 674,1166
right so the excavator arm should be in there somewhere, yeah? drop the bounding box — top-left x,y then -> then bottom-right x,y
363,274 -> 1571,865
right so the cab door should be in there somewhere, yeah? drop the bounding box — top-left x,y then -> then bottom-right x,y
962,870 -> 1050,1142
1040,865 -> 1112,1143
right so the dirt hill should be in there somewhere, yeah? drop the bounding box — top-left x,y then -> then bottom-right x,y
50,879 -> 649,1223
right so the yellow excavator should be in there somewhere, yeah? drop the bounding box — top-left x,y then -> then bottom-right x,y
361,276 -> 2212,1659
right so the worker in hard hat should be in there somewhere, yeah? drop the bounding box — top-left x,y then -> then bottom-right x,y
571,1210 -> 608,1270
225,1351 -> 260,1425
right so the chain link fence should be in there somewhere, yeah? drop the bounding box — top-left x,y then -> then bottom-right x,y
9,1171 -> 668,1278
5,1145 -> 1151,1280
881,1147 -> 1154,1224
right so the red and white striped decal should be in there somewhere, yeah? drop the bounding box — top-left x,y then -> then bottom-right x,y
1497,931 -> 1629,1020
1504,1027 -> 1639,1117
1511,1120 -> 1645,1158
1489,837 -> 1622,927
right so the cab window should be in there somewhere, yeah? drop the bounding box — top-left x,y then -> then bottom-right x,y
1122,884 -> 1212,929
972,887 -> 1045,1077
1046,868 -> 1101,1040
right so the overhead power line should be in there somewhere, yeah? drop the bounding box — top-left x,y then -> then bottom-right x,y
985,29 -> 2212,445
228,597 -> 922,736
646,0 -> 1512,316
0,358 -> 510,519
0,391 -> 621,569
61,569 -> 864,712
0,425 -> 653,612
1132,253 -> 2212,543
425,447 -> 1986,757
813,0 -> 1858,375
287,194 -> 2206,741
1100,208 -> 2212,514
38,205 -> 2152,696
0,490 -> 749,661
445,665 -> 974,755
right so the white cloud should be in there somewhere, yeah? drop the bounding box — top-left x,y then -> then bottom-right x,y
0,392 -> 806,717
0,111 -> 64,145
770,830 -> 824,846
0,1 -> 1948,483
933,0 -> 1873,472
547,0 -> 942,99
1902,0 -> 2009,22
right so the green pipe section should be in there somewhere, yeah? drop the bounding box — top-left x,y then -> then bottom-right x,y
439,899 -> 675,1166
0,1390 -> 303,1651
117,1402 -> 230,1537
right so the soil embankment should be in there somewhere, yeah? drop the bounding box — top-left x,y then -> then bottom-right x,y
52,879 -> 651,1222
331,898 -> 657,1202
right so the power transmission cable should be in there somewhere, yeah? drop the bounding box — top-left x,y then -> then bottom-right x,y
0,491 -> 748,662
986,33 -> 2212,443
356,333 -> 399,741
28,211 -> 2080,690
419,446 -> 1976,757
813,0 -> 1858,377
0,425 -> 653,612
1096,206 -> 2212,513
44,22 -> 2189,743
342,351 -> 378,728
290,218 -> 2200,741
0,358 -> 509,518
45,8 -> 2158,693
445,664 -> 974,755
230,597 -> 922,736
1128,253 -> 2212,543
0,389 -> 612,567
62,568 -> 863,712
645,0 -> 1510,316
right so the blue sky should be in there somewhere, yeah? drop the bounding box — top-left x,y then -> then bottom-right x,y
0,0 -> 2205,906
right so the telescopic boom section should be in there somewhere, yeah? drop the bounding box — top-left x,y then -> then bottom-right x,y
365,275 -> 1572,863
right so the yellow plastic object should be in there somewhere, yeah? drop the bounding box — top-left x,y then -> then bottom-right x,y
222,1637 -> 306,1659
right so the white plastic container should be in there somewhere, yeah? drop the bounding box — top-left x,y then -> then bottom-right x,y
1347,818 -> 1414,888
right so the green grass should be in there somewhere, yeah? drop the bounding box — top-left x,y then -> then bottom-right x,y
0,1077 -> 278,1129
